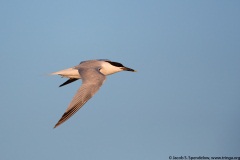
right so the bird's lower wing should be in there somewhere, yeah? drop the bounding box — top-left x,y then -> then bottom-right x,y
59,78 -> 79,87
54,68 -> 106,128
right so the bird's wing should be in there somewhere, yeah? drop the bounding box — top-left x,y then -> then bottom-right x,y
54,68 -> 106,128
59,78 -> 79,87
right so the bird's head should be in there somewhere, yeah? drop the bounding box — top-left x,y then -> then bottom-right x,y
100,60 -> 136,75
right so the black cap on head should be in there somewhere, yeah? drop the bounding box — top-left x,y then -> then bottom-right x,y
105,61 -> 124,67
105,60 -> 136,72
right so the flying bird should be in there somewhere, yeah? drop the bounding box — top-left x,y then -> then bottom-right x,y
51,59 -> 136,128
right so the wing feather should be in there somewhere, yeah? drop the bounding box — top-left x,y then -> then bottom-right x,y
54,68 -> 106,128
59,78 -> 79,87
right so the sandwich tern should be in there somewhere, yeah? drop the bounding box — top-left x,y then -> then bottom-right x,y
51,59 -> 136,128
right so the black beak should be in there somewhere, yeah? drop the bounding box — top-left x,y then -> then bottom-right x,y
122,67 -> 137,72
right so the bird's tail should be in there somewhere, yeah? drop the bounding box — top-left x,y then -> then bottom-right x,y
50,67 -> 81,79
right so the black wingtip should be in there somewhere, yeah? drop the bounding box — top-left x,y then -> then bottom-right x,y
59,78 -> 78,87
59,84 -> 64,87
53,122 -> 61,128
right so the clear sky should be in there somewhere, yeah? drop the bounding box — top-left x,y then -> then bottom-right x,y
1,0 -> 240,160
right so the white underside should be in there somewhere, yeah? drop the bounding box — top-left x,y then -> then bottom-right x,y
51,63 -> 123,79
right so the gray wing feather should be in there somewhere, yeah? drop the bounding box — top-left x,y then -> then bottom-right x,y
54,68 -> 106,128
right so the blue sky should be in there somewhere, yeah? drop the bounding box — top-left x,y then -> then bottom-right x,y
1,0 -> 240,160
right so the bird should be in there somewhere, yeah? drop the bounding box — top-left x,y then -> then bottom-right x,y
51,59 -> 136,128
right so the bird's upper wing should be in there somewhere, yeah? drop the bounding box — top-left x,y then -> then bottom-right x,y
54,68 -> 106,128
